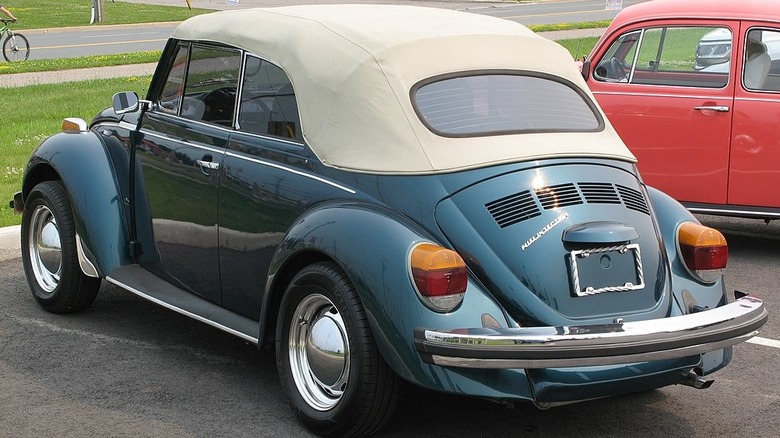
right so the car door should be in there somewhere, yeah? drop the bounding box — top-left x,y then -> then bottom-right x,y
139,42 -> 241,304
587,21 -> 737,205
218,54 -> 309,320
729,24 -> 780,208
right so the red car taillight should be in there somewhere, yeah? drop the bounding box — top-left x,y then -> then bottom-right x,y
677,222 -> 728,283
410,243 -> 467,312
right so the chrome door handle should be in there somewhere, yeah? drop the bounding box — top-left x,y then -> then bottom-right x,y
694,105 -> 730,112
196,160 -> 220,170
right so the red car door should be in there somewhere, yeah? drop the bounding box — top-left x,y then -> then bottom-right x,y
587,21 -> 738,205
729,24 -> 780,208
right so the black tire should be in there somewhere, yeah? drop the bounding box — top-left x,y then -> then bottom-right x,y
21,181 -> 101,313
3,32 -> 30,62
276,261 -> 400,437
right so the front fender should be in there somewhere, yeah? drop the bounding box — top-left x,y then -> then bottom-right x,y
23,130 -> 131,277
264,202 -> 532,399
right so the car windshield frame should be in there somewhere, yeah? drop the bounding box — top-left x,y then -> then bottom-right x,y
411,70 -> 604,138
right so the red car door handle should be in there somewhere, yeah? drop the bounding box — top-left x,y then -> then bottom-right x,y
694,105 -> 730,112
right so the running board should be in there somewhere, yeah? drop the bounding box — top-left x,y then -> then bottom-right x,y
106,265 -> 259,344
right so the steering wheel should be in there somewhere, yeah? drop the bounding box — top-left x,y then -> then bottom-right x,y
609,57 -> 628,81
202,87 -> 237,125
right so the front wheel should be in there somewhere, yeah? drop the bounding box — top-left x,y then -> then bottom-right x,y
21,181 -> 101,313
276,262 -> 400,437
3,32 -> 30,62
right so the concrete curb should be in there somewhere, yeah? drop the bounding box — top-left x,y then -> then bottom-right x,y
0,225 -> 21,262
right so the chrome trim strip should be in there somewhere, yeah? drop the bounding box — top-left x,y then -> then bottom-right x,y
230,127 -> 304,146
112,121 -> 352,197
116,121 -> 227,155
117,107 -> 305,148
105,275 -> 259,344
592,90 -> 729,100
148,112 -> 236,134
225,150 -> 356,194
76,234 -> 100,278
735,96 -> 780,103
416,296 -> 767,369
688,206 -> 780,218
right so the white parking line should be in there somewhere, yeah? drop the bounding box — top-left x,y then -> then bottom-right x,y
747,336 -> 780,349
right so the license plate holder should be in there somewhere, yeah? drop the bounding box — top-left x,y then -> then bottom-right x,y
570,244 -> 644,297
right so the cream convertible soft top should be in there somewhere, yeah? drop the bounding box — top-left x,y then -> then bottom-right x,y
173,5 -> 635,174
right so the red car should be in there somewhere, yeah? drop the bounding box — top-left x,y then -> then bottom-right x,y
583,0 -> 780,219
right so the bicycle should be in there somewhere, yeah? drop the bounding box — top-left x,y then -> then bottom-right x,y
1,19 -> 29,62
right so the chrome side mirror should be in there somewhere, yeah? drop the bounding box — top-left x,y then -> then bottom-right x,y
113,91 -> 140,114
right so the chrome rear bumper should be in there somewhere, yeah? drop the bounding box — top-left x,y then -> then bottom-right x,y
415,296 -> 767,369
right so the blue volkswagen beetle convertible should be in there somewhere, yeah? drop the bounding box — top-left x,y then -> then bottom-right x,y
12,5 -> 768,437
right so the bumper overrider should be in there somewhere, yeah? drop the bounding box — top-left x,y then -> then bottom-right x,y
415,296 -> 767,369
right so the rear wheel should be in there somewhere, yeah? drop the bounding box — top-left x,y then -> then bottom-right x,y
3,32 -> 30,62
21,181 -> 101,313
276,262 -> 400,437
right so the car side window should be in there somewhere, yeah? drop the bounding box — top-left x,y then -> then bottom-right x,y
744,28 -> 780,92
181,45 -> 241,126
595,27 -> 731,88
237,54 -> 302,141
158,43 -> 189,115
594,30 -> 639,82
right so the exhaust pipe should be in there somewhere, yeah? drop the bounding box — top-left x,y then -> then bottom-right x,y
681,368 -> 714,389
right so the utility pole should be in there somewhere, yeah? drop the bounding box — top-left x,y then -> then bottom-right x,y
91,0 -> 104,24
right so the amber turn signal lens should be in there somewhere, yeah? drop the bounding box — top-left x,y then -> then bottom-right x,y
61,117 -> 87,133
410,243 -> 467,312
677,222 -> 727,283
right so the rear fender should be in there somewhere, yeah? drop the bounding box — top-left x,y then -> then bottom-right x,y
22,130 -> 131,277
646,186 -> 728,314
262,203 -> 530,399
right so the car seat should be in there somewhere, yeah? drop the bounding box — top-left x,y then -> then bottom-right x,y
744,41 -> 771,89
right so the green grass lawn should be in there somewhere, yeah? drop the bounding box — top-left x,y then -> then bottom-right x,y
558,37 -> 600,60
0,76 -> 149,227
3,0 -> 212,29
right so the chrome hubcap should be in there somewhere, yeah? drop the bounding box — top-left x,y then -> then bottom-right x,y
289,293 -> 349,411
29,205 -> 62,293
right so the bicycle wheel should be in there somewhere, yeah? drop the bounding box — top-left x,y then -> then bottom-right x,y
3,32 -> 30,62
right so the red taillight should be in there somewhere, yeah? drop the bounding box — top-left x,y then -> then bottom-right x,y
410,243 -> 467,312
677,222 -> 728,283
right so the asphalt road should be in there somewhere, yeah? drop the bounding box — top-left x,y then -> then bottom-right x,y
1,214 -> 778,437
19,0 -> 651,60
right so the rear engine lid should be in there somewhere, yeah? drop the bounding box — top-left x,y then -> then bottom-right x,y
435,162 -> 671,326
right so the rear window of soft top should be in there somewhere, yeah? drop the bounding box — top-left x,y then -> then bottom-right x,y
413,72 -> 603,137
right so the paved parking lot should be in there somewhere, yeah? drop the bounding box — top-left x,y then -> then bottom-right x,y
1,215 -> 777,437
